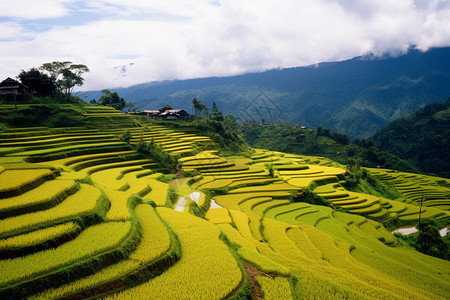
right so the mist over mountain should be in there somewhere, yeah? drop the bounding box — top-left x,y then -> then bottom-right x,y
87,47 -> 450,138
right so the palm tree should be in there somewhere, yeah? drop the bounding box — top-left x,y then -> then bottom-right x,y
191,97 -> 200,117
198,102 -> 208,117
191,97 -> 208,118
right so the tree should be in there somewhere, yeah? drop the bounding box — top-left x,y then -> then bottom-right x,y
124,102 -> 139,113
316,126 -> 331,137
59,68 -> 82,96
97,89 -> 126,110
191,97 -> 208,118
40,61 -> 72,84
191,97 -> 200,117
333,132 -> 349,144
211,102 -> 224,121
159,105 -> 173,112
416,222 -> 448,259
40,61 -> 89,96
18,68 -> 56,96
224,115 -> 238,132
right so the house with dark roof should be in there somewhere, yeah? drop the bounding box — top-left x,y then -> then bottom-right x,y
157,109 -> 189,120
128,107 -> 189,120
0,77 -> 31,107
0,77 -> 30,96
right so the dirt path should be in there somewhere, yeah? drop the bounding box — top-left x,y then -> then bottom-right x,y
243,262 -> 264,299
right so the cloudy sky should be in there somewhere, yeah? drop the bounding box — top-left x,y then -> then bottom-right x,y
1,0 -> 450,91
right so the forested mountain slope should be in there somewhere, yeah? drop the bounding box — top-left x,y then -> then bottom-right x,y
88,47 -> 450,138
372,99 -> 450,178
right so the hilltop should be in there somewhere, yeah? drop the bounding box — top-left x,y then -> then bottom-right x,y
87,47 -> 450,138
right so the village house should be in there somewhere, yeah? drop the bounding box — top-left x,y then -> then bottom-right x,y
0,77 -> 31,107
0,77 -> 30,96
129,106 -> 189,121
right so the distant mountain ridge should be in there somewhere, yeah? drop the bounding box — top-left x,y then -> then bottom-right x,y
87,47 -> 450,138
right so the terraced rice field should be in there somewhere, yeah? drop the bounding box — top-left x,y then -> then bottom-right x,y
368,168 -> 450,210
0,108 -> 449,299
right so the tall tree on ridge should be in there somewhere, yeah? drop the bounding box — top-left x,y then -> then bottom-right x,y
40,61 -> 89,96
191,97 -> 208,118
211,101 -> 224,121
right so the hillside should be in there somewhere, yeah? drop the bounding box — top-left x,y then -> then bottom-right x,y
240,122 -> 418,174
88,47 -> 450,138
0,102 -> 449,299
372,99 -> 450,178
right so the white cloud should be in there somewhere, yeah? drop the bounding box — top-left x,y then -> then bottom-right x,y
0,0 -> 449,90
0,0 -> 74,19
0,22 -> 24,39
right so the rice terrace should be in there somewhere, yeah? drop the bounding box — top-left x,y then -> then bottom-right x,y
2,0 -> 450,298
0,95 -> 448,300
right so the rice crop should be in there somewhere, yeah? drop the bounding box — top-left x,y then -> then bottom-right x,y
205,208 -> 232,224
217,223 -> 257,251
0,184 -> 102,237
0,222 -> 79,250
0,221 -> 132,287
228,182 -> 299,194
9,142 -> 127,157
214,191 -> 293,211
238,247 -> 290,275
104,189 -> 132,221
252,199 -> 291,216
0,169 -> 55,194
255,276 -> 292,300
109,208 -> 242,299
28,205 -> 173,300
229,210 -> 255,241
144,178 -> 168,206
2,180 -> 78,216
129,204 -> 172,261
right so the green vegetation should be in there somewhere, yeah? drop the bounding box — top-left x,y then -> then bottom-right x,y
240,121 -> 418,173
294,188 -> 331,207
395,220 -> 449,260
92,89 -> 126,111
416,221 -> 449,260
188,100 -> 249,152
135,139 -> 179,170
17,61 -> 89,97
0,94 -> 449,299
0,103 -> 88,128
343,159 -> 402,200
372,99 -> 450,178
18,68 -> 55,97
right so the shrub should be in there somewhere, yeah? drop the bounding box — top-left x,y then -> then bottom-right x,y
120,131 -> 132,143
294,189 -> 330,207
135,139 -> 179,171
416,221 -> 448,260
